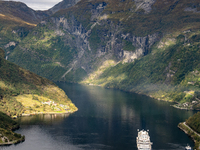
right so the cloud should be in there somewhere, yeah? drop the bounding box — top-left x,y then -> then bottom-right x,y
4,0 -> 63,10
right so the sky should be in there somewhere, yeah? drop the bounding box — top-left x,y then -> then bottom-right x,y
4,0 -> 63,10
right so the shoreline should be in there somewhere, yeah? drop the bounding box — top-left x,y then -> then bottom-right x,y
0,138 -> 25,146
78,82 -> 199,111
172,104 -> 193,110
178,122 -> 200,150
78,82 -> 194,110
21,109 -> 78,117
0,109 -> 78,146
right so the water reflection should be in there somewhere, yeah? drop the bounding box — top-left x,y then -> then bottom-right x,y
2,125 -> 82,150
2,83 -> 196,150
57,83 -> 195,149
17,113 -> 70,125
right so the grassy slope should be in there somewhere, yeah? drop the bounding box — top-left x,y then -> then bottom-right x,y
82,30 -> 200,108
55,0 -> 200,36
178,112 -> 200,149
104,0 -> 200,36
8,23 -> 78,81
0,1 -> 48,24
0,0 -> 49,61
0,13 -> 36,62
186,112 -> 200,134
0,112 -> 25,145
0,48 -> 77,117
6,0 -> 200,107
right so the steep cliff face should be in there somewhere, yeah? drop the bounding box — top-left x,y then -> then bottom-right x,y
9,0 -> 161,81
7,0 -> 200,106
0,1 -> 50,63
0,0 -> 80,61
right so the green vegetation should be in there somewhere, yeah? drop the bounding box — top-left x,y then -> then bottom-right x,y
88,26 -> 101,52
0,112 -> 25,145
178,112 -> 200,150
186,112 -> 200,134
105,0 -> 200,36
0,47 -> 77,144
123,40 -> 136,51
83,30 -> 200,108
0,48 -> 77,116
178,122 -> 200,150
3,0 -> 200,109
8,23 -> 79,81
0,14 -> 33,54
64,68 -> 88,82
0,0 -> 49,69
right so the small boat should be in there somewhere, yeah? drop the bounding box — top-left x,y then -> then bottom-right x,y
185,145 -> 192,150
136,129 -> 153,150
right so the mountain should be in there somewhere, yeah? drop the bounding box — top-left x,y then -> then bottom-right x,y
48,0 -> 80,14
0,0 -> 82,61
0,111 -> 25,145
0,47 -> 77,145
0,47 -> 77,116
4,0 -> 200,109
178,112 -> 200,150
0,0 -> 51,61
0,1 -> 49,24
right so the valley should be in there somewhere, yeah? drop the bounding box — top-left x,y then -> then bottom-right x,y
2,0 -> 200,109
0,46 -> 77,145
1,0 -> 200,148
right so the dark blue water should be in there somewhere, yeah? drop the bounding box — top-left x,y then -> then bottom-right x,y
2,83 -> 195,150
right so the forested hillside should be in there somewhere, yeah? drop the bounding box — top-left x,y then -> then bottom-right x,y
0,48 -> 77,116
4,0 -> 200,109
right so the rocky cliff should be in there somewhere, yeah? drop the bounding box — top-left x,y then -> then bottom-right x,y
8,0 -> 162,81
0,0 -> 80,61
5,0 -> 200,108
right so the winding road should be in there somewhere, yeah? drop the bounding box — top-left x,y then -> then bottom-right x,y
183,122 -> 200,137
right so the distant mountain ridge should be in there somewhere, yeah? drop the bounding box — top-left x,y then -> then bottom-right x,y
0,1 -> 80,146
0,0 -> 81,55
48,0 -> 80,14
0,1 -> 49,24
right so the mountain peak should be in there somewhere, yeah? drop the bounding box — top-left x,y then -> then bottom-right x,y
48,0 -> 80,14
0,1 -> 49,24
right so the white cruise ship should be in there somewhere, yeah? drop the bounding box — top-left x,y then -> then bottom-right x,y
136,129 -> 153,150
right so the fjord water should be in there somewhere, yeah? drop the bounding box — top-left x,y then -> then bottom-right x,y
3,83 -> 195,150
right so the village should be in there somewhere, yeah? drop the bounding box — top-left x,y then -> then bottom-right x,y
173,90 -> 200,110
15,94 -> 74,117
41,100 -> 71,111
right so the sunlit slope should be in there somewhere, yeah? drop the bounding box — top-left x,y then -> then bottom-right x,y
0,1 -> 49,24
7,0 -> 200,107
0,112 -> 25,145
0,13 -> 35,53
8,24 -> 78,81
83,30 -> 200,107
0,48 -> 77,117
0,1 -> 50,59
